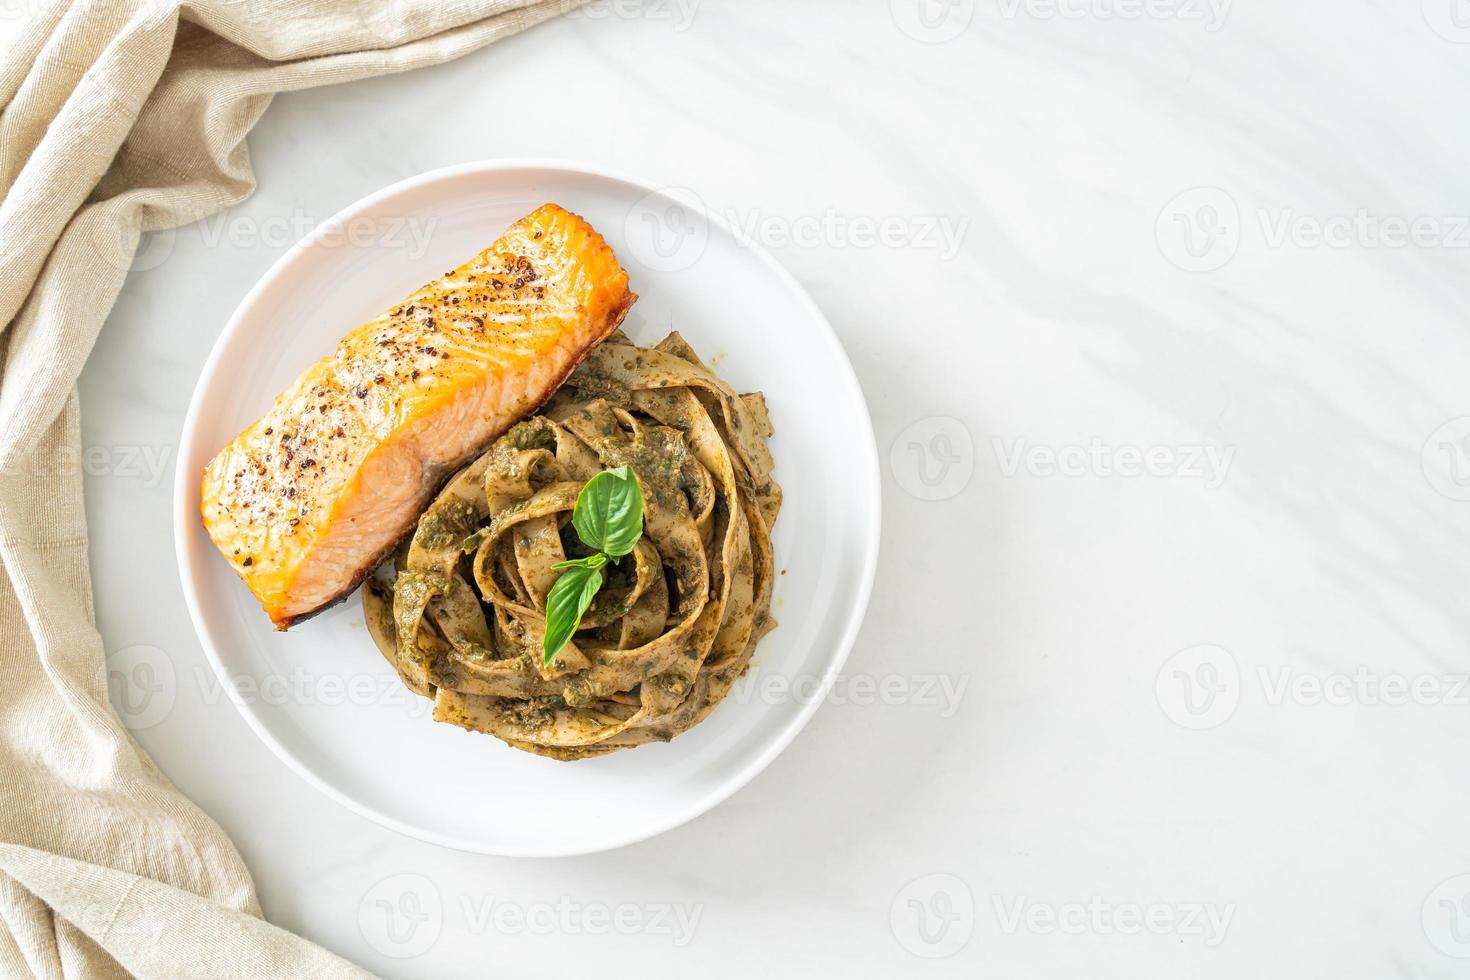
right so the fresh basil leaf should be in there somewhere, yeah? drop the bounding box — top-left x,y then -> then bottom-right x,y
542,563 -> 603,665
552,553 -> 608,572
572,465 -> 645,558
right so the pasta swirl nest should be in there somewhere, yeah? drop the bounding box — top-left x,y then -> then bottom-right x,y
364,331 -> 781,759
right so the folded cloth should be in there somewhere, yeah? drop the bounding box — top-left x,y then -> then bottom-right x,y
0,1 -> 582,975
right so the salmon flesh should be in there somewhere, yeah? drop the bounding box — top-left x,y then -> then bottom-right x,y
201,204 -> 636,628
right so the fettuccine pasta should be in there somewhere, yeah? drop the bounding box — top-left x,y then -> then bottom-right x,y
363,331 -> 781,759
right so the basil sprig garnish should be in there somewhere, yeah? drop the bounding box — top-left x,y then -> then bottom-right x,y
542,563 -> 603,665
542,467 -> 645,665
572,465 -> 645,558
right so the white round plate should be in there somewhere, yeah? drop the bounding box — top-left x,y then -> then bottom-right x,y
175,160 -> 880,857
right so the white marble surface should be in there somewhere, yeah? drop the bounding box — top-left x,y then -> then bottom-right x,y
81,2 -> 1470,976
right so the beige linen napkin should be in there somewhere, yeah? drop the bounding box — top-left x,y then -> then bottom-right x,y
0,1 -> 583,975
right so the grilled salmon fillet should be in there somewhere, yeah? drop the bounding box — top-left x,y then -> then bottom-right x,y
201,204 -> 635,629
